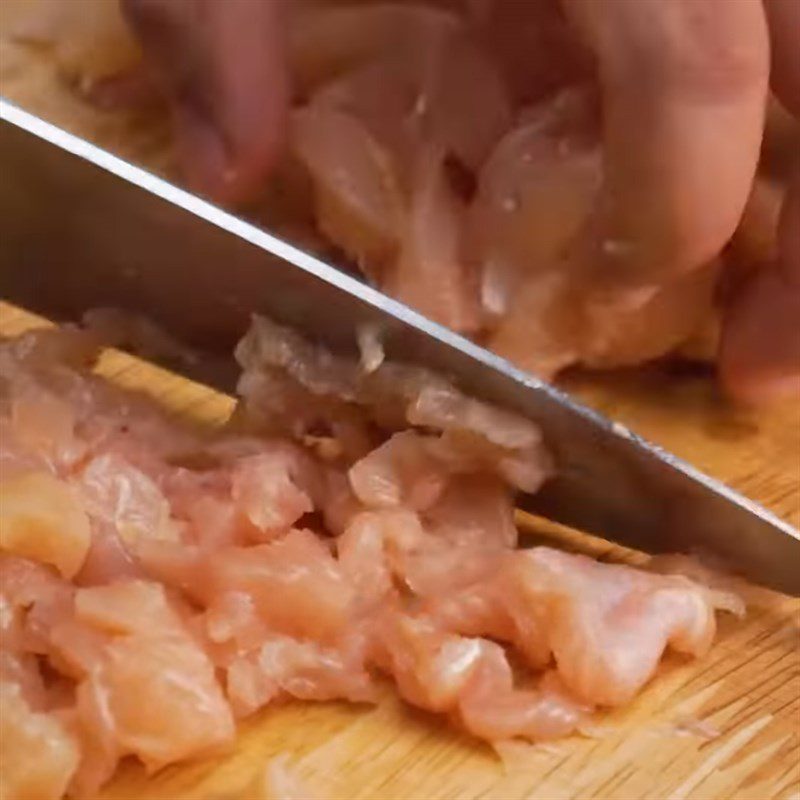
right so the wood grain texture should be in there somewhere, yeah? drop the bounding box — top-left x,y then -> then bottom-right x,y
2,302 -> 798,800
1,11 -> 799,795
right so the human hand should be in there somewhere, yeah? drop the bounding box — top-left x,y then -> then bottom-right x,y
717,0 -> 800,402
122,0 -> 798,402
554,0 -> 798,402
120,0 -> 289,205
456,0 -> 800,401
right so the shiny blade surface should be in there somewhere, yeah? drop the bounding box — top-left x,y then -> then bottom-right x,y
1,99 -> 798,595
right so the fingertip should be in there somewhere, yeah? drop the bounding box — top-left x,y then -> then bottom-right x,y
719,265 -> 800,404
126,0 -> 289,207
171,103 -> 231,202
563,0 -> 769,289
172,98 -> 287,207
206,0 -> 290,206
222,93 -> 289,206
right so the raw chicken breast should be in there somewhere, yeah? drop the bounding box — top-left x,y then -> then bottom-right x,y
293,104 -> 405,276
75,453 -> 178,549
505,548 -> 736,706
226,631 -> 375,718
235,315 -> 552,491
416,32 -> 512,172
458,665 -> 589,742
374,613 -> 588,740
311,56 -> 422,175
71,581 -> 234,776
76,627 -> 234,770
349,431 -> 450,510
229,449 -> 316,537
8,0 -> 775,381
0,471 -> 91,578
470,89 -> 601,318
422,544 -> 739,706
1,554 -> 75,657
289,3 -> 460,96
287,6 -> 722,376
579,265 -> 721,369
0,319 -> 741,800
0,682 -> 80,800
201,531 -> 356,642
387,143 -> 481,331
423,474 -> 517,550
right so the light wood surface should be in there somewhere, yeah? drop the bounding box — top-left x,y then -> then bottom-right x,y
2,302 -> 798,800
1,19 -> 799,797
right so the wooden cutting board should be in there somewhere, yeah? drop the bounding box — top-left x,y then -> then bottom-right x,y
2,302 -> 798,800
1,18 -> 799,796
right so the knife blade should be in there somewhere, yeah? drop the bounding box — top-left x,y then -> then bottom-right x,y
1,98 -> 798,595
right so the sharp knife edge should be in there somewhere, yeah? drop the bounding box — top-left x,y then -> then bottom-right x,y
1,98 -> 798,594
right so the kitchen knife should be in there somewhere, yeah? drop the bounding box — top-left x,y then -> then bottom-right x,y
1,98 -> 798,595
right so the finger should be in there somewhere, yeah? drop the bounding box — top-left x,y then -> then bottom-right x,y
719,167 -> 800,403
720,0 -> 800,402
122,0 -> 289,205
562,0 -> 769,288
764,0 -> 800,116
